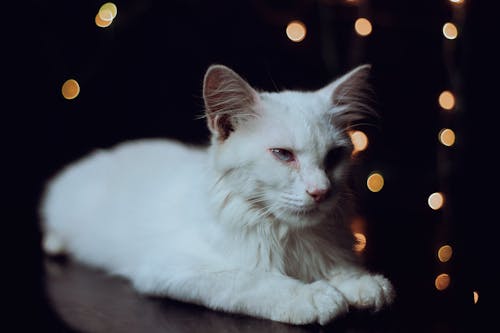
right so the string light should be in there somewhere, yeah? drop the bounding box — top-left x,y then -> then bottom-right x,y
438,244 -> 453,262
95,14 -> 112,28
442,22 -> 458,39
354,18 -> 372,37
435,273 -> 451,291
473,291 -> 479,304
95,2 -> 117,28
350,216 -> 367,254
428,192 -> 444,210
367,172 -> 384,192
286,20 -> 307,42
353,232 -> 367,252
439,128 -> 456,147
100,2 -> 117,19
61,79 -> 80,100
434,0 -> 467,308
438,90 -> 456,110
349,130 -> 369,154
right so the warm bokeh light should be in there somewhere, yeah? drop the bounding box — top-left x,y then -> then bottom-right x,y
98,8 -> 113,22
367,172 -> 384,192
428,192 -> 444,210
435,273 -> 450,291
61,79 -> 80,100
100,2 -> 117,19
353,233 -> 367,252
449,0 -> 464,4
438,90 -> 455,110
95,13 -> 113,28
349,130 -> 369,154
473,291 -> 479,304
443,22 -> 458,39
286,20 -> 307,42
96,2 -> 117,28
439,128 -> 456,147
354,18 -> 372,36
438,244 -> 453,262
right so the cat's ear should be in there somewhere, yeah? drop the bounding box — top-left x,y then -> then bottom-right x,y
203,65 -> 260,141
321,64 -> 378,130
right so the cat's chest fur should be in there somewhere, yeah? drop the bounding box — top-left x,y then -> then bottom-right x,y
206,194 -> 356,283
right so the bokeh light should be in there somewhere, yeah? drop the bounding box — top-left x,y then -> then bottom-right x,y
349,130 -> 369,154
438,244 -> 453,262
435,273 -> 451,291
355,18 -> 372,36
428,192 -> 444,210
473,291 -> 479,304
61,79 -> 80,100
286,20 -> 307,42
367,172 -> 384,192
100,2 -> 117,19
438,90 -> 455,110
96,2 -> 117,28
95,13 -> 113,28
353,232 -> 367,252
439,128 -> 456,147
98,8 -> 114,22
449,0 -> 464,4
443,22 -> 458,39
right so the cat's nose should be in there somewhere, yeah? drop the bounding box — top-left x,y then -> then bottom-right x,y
306,188 -> 329,203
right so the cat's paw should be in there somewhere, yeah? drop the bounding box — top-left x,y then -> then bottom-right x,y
336,274 -> 395,311
309,280 -> 349,325
270,280 -> 348,325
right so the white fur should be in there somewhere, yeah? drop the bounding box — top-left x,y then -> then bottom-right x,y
40,65 -> 394,325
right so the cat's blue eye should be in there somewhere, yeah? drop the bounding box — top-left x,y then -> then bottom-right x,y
270,148 -> 295,163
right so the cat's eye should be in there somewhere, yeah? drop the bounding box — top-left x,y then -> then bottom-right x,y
270,148 -> 295,163
325,147 -> 346,169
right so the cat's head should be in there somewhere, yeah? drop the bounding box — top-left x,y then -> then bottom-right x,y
203,64 -> 376,228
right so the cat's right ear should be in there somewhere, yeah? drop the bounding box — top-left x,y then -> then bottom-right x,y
203,65 -> 260,141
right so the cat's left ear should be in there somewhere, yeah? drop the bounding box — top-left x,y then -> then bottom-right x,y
203,65 -> 260,141
321,64 -> 378,130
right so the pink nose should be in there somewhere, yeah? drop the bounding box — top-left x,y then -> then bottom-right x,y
306,188 -> 329,203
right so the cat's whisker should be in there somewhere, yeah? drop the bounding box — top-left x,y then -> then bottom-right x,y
212,168 -> 236,190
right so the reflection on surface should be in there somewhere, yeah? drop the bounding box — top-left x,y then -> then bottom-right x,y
43,258 -> 461,333
44,258 -> 314,333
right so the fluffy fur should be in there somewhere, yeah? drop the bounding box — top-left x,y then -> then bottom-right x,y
40,64 -> 394,325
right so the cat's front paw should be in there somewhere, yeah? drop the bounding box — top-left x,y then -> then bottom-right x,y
270,280 -> 348,325
336,274 -> 395,311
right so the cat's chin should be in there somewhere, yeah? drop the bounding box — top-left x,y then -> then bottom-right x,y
278,207 -> 325,228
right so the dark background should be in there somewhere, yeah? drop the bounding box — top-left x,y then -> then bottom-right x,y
9,0 -> 495,331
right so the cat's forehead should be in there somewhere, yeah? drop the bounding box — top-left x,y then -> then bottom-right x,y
260,91 -> 326,115
257,91 -> 347,151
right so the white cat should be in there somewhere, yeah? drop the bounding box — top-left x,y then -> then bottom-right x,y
40,64 -> 394,325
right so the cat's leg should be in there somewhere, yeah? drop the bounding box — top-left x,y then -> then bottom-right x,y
327,265 -> 395,311
130,261 -> 348,325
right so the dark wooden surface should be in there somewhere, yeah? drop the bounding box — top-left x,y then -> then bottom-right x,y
41,258 -> 474,333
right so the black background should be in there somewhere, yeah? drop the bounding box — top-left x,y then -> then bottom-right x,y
8,0 -> 495,331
